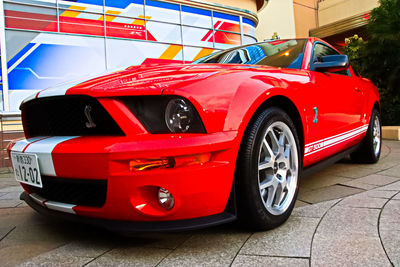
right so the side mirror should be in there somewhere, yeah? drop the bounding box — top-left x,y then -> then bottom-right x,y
311,55 -> 349,72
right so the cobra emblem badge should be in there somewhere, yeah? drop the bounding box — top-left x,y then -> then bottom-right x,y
84,105 -> 97,129
313,107 -> 318,124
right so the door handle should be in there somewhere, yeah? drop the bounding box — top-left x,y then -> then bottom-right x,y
355,88 -> 361,92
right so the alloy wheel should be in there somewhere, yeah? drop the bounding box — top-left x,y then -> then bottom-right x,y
257,121 -> 299,216
373,116 -> 381,157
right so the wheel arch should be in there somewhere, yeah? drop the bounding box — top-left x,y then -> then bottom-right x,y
241,95 -> 305,157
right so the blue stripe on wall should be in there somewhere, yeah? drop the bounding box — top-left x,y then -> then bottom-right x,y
105,0 -> 144,9
243,18 -> 255,27
146,0 -> 179,11
182,6 -> 211,17
213,12 -> 239,22
7,43 -> 35,69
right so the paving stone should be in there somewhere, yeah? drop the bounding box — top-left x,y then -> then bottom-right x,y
292,199 -> 340,218
362,156 -> 400,172
311,234 -> 391,267
126,232 -> 191,250
15,202 -> 28,208
322,163 -> 358,176
362,189 -> 399,199
0,226 -> 14,241
345,174 -> 400,187
2,223 -> 75,246
299,173 -> 353,192
378,181 -> 400,191
379,199 -> 400,232
380,144 -> 391,158
0,242 -> 67,267
378,165 -> 400,178
87,247 -> 171,267
16,251 -> 93,267
379,230 -> 400,267
0,186 -> 22,193
298,185 -> 363,204
337,195 -> 388,209
240,216 -> 319,257
294,200 -> 309,208
0,191 -> 22,200
0,182 -> 19,190
0,207 -> 49,228
231,255 -> 309,267
332,166 -> 378,178
159,231 -> 250,266
0,199 -> 22,208
339,179 -> 378,190
393,193 -> 400,200
316,206 -> 380,237
47,240 -> 114,258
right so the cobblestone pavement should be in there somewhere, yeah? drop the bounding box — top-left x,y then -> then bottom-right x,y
0,140 -> 399,266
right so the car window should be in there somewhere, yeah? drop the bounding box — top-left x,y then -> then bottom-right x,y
194,39 -> 306,69
312,43 -> 350,76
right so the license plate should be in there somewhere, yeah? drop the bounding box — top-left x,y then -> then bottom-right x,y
11,152 -> 42,188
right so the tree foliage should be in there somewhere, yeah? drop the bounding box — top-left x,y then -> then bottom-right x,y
344,0 -> 400,125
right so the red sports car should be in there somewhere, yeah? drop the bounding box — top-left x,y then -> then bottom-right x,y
8,38 -> 381,231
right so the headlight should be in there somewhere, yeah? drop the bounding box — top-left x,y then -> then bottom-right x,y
122,96 -> 206,134
165,98 -> 193,133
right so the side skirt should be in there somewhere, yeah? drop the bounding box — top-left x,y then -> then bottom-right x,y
302,144 -> 361,178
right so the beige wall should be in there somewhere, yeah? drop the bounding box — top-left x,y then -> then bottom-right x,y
293,0 -> 318,37
318,0 -> 379,26
256,0 -> 296,41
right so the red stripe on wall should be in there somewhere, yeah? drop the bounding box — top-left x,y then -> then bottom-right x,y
5,10 -> 57,32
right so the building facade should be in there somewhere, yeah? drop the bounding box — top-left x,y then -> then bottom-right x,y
256,0 -> 379,49
1,0 -> 266,112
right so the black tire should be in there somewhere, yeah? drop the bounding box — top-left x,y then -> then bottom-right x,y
351,109 -> 382,164
236,107 -> 301,231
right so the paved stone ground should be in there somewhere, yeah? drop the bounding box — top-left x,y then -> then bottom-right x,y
0,140 -> 399,266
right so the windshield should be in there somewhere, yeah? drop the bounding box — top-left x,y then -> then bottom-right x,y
193,39 -> 306,69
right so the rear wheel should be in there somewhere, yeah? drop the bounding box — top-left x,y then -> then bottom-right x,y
237,107 -> 301,230
351,109 -> 382,163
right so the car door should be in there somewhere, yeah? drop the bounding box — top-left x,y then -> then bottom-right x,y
305,42 -> 364,161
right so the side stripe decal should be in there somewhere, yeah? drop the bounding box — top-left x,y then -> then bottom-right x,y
304,125 -> 368,157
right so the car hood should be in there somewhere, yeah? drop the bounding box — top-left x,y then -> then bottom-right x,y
55,63 -> 271,98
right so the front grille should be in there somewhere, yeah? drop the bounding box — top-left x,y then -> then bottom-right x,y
21,95 -> 124,137
26,176 -> 107,207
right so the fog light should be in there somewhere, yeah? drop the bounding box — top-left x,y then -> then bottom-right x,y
158,187 -> 174,210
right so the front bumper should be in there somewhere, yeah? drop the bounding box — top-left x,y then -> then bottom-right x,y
13,131 -> 240,228
21,192 -> 236,232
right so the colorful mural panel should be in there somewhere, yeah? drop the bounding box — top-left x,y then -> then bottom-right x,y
3,0 -> 258,111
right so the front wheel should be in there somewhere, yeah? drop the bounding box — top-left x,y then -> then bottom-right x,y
351,109 -> 382,163
237,107 -> 301,230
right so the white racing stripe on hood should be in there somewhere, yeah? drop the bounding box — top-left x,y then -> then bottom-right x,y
23,136 -> 79,176
37,80 -> 83,98
35,67 -> 128,100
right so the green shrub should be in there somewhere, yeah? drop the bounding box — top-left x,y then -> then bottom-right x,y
344,0 -> 400,125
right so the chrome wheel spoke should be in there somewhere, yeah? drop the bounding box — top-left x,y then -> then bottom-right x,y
259,161 -> 273,171
266,182 -> 278,208
268,130 -> 280,151
260,176 -> 274,190
263,139 -> 275,160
